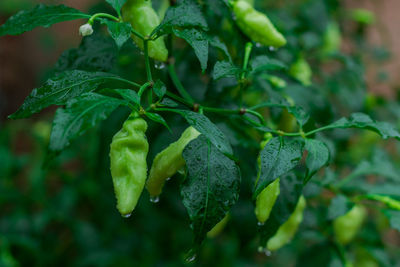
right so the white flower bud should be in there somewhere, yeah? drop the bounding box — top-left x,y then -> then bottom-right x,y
79,23 -> 93,36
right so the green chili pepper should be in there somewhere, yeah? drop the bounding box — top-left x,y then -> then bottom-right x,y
255,178 -> 280,224
207,213 -> 230,238
232,0 -> 286,48
157,0 -> 169,20
350,9 -> 376,25
322,22 -> 341,55
146,126 -> 200,197
267,75 -> 287,89
122,0 -> 168,62
255,133 -> 280,224
289,56 -> 312,86
333,204 -> 367,245
110,112 -> 149,216
267,195 -> 306,251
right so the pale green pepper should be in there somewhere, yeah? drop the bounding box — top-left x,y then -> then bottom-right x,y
146,126 -> 200,197
333,204 -> 367,245
267,195 -> 306,251
122,0 -> 168,62
110,112 -> 149,216
255,178 -> 280,224
289,56 -> 312,86
232,0 -> 286,48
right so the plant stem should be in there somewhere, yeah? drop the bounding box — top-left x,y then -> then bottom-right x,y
89,13 -> 120,24
131,28 -> 145,40
165,91 -> 193,107
202,106 -> 240,115
138,81 -> 153,98
246,109 -> 266,125
168,63 -> 194,104
304,125 -> 337,137
143,39 -> 153,82
109,77 -> 141,88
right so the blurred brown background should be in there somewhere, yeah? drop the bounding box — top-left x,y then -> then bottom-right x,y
0,0 -> 399,121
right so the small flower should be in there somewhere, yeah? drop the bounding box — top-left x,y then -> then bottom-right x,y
79,23 -> 93,36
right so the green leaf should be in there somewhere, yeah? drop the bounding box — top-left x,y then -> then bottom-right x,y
259,173 -> 303,244
327,195 -> 353,220
250,55 -> 287,74
55,34 -> 117,72
254,137 -> 304,198
153,80 -> 166,98
49,93 -> 123,152
208,36 -> 232,62
0,4 -> 90,36
153,0 -> 208,37
357,183 -> 400,198
344,149 -> 400,183
382,210 -> 400,232
105,0 -> 127,16
305,139 -> 330,182
114,89 -> 140,105
145,112 -> 170,131
181,135 -> 241,245
173,28 -> 208,71
103,21 -> 132,49
175,110 -> 233,155
287,105 -> 310,127
329,113 -> 400,140
212,61 -> 241,80
159,98 -> 179,107
9,70 -> 121,119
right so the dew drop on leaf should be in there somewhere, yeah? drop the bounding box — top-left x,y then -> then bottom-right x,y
257,246 -> 271,256
184,252 -> 197,263
150,195 -> 160,203
154,62 -> 166,69
122,213 -> 132,218
268,46 -> 276,52
255,42 -> 262,48
257,221 -> 264,226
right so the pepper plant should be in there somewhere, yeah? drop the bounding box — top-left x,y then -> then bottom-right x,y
1,0 -> 400,265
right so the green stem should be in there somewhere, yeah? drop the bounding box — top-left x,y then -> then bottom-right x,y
143,39 -> 153,82
202,106 -> 240,115
249,102 -> 286,110
165,91 -> 193,107
108,77 -> 141,88
89,13 -> 120,24
138,81 -> 152,98
304,125 -> 337,137
168,63 -> 194,104
335,172 -> 362,189
131,28 -> 145,40
246,109 -> 266,125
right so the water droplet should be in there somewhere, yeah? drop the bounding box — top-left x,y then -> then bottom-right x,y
154,62 -> 166,69
268,46 -> 276,52
122,213 -> 132,218
185,253 -> 197,263
255,42 -> 262,48
257,246 -> 272,256
264,249 -> 272,256
166,177 -> 171,181
150,195 -> 160,203
257,221 -> 265,226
